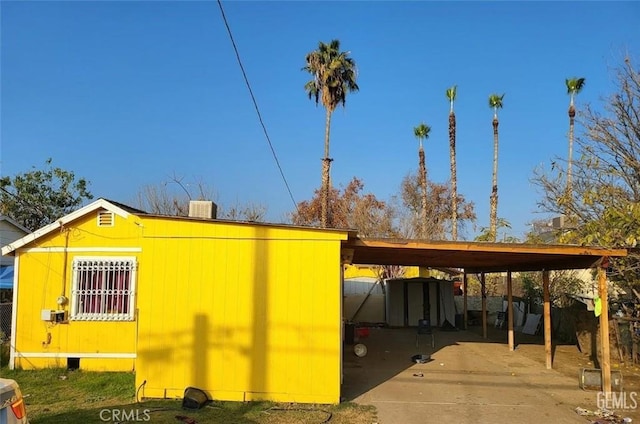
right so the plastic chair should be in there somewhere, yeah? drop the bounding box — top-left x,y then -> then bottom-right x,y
416,318 -> 435,348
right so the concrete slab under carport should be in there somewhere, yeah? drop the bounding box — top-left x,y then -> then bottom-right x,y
342,327 -> 605,424
340,238 -> 628,394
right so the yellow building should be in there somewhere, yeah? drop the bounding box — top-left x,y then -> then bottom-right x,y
2,199 -> 349,404
343,263 -> 458,280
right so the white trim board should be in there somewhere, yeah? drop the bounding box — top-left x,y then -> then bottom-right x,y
9,255 -> 19,370
1,199 -> 134,256
20,247 -> 142,253
16,352 -> 136,359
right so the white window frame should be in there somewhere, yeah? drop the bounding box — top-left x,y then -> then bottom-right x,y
70,256 -> 137,321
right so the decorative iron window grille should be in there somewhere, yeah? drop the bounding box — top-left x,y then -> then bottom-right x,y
70,257 -> 136,321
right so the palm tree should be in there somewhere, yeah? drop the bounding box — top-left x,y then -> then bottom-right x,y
488,93 -> 504,242
303,39 -> 359,228
565,77 -> 585,207
446,85 -> 458,241
413,123 -> 431,238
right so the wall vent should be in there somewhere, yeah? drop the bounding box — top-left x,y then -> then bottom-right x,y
189,201 -> 217,219
97,211 -> 114,227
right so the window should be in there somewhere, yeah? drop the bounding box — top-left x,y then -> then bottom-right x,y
70,257 -> 137,321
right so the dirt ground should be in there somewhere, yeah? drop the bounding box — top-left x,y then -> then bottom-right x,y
468,322 -> 640,396
342,324 -> 640,424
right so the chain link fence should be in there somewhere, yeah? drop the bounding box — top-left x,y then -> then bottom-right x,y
0,303 -> 12,341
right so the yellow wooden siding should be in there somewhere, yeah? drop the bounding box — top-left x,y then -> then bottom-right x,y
135,218 -> 344,404
13,211 -> 140,370
344,264 -> 422,279
13,209 -> 346,403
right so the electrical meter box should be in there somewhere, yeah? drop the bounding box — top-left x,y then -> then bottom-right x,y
54,310 -> 67,322
41,309 -> 55,321
41,309 -> 68,322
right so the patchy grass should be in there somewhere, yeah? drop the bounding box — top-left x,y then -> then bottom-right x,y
0,367 -> 135,420
1,342 -> 10,367
0,368 -> 377,424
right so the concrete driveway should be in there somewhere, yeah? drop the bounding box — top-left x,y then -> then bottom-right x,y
341,327 -> 626,424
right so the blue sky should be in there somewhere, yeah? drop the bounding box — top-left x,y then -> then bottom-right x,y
1,1 -> 638,240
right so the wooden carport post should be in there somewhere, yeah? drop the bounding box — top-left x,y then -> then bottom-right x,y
481,272 -> 487,339
543,270 -> 552,369
507,271 -> 514,351
598,260 -> 612,394
463,273 -> 468,329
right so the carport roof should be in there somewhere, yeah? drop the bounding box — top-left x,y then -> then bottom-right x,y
342,237 -> 627,273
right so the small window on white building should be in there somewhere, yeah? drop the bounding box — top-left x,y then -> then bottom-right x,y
70,257 -> 137,321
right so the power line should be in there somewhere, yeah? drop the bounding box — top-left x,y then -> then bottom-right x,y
216,0 -> 298,214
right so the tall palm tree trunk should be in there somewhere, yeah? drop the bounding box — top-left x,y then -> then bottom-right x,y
419,147 -> 428,238
564,77 -> 584,213
489,118 -> 499,241
449,111 -> 458,241
567,105 -> 575,208
321,108 -> 333,228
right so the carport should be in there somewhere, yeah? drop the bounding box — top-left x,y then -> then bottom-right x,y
341,237 -> 627,393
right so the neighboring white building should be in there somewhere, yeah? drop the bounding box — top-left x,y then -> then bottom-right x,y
0,216 -> 29,268
344,277 -> 386,323
0,216 -> 29,337
0,216 -> 29,290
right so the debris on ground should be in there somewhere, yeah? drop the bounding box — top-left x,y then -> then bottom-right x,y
574,406 -> 627,423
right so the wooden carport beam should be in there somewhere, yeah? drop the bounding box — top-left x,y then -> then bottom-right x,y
507,271 -> 514,351
344,238 -> 627,273
599,260 -> 612,394
463,273 -> 468,330
481,273 -> 487,339
543,270 -> 552,369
